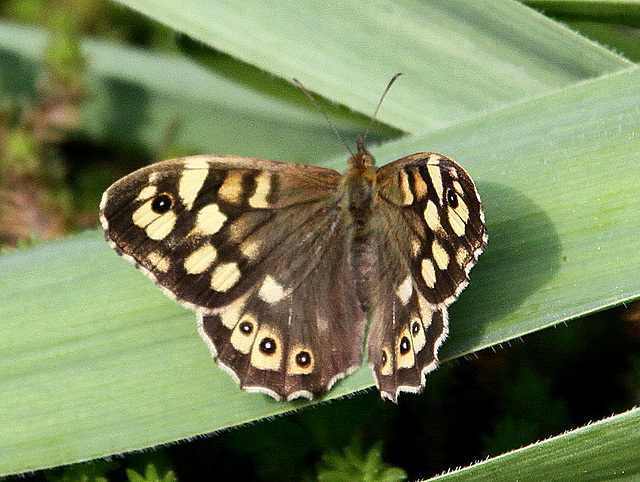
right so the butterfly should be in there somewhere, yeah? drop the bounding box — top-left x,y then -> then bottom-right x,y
100,134 -> 487,402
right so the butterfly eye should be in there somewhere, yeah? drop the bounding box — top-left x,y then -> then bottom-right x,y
399,336 -> 411,355
295,351 -> 312,368
151,193 -> 173,214
411,321 -> 421,335
446,188 -> 458,208
239,321 -> 254,334
259,337 -> 277,355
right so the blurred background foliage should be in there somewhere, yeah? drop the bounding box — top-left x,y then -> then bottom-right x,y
0,0 -> 639,480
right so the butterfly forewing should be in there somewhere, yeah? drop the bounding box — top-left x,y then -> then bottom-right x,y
375,153 -> 487,306
101,155 -> 340,310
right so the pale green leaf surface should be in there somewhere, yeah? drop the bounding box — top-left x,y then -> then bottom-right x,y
427,406 -> 640,481
1,65 -> 640,475
112,0 -> 631,132
0,21 -> 379,163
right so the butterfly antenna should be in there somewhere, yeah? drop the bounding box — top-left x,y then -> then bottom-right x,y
293,78 -> 354,157
361,72 -> 403,145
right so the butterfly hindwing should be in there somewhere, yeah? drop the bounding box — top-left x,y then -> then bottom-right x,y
199,217 -> 366,400
367,291 -> 448,402
367,153 -> 487,400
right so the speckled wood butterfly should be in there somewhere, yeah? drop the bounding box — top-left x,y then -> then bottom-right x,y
100,86 -> 487,402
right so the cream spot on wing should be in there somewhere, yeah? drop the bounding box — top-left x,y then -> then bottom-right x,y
455,195 -> 470,223
396,328 -> 415,369
146,213 -> 177,240
428,164 -> 444,202
455,197 -> 469,223
210,262 -> 241,292
380,347 -> 392,376
412,170 -> 428,199
432,239 -> 450,270
447,197 -> 469,236
147,251 -> 170,272
288,346 -> 315,375
417,293 -> 433,330
453,180 -> 464,195
136,185 -> 157,201
258,275 -> 288,304
411,238 -> 422,257
248,172 -> 272,208
456,246 -> 468,266
448,205 -> 467,237
396,276 -> 413,305
184,244 -> 217,274
220,292 -> 249,329
218,171 -> 244,204
178,159 -> 209,210
191,203 -> 227,236
250,326 -> 282,371
424,200 -> 441,232
399,169 -> 413,205
421,258 -> 437,288
230,313 -> 258,354
239,238 -> 261,260
184,157 -> 210,170
132,197 -> 177,240
132,199 -> 160,227
410,316 -> 426,352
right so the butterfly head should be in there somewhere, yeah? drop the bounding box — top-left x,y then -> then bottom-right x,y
349,138 -> 376,171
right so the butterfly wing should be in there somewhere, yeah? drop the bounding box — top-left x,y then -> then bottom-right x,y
367,153 -> 487,401
199,214 -> 365,400
100,155 -> 366,400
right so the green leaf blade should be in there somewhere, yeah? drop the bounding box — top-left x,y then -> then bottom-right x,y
429,407 -> 640,481
112,0 -> 631,132
0,21 -> 375,163
1,0 -> 639,476
2,65 -> 639,475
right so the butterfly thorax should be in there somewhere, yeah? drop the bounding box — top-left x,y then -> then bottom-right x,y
341,143 -> 377,234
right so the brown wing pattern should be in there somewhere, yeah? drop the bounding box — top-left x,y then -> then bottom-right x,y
199,215 -> 366,400
101,155 -> 365,400
101,155 -> 341,311
101,149 -> 486,402
367,153 -> 487,401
